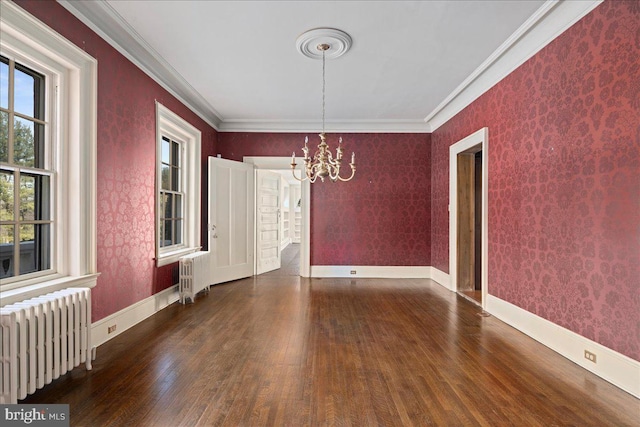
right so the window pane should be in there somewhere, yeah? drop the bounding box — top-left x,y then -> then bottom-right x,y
158,219 -> 165,248
14,63 -> 45,120
163,219 -> 172,246
20,173 -> 50,221
161,164 -> 170,190
19,223 -> 50,275
0,170 -> 14,221
14,117 -> 44,168
159,192 -> 165,221
174,194 -> 182,218
0,111 -> 8,163
171,141 -> 180,167
171,166 -> 179,191
161,137 -> 170,164
0,57 -> 8,110
164,193 -> 173,219
0,224 -> 14,279
175,219 -> 182,245
171,140 -> 180,191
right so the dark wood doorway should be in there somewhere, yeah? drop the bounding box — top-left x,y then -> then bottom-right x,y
457,150 -> 482,305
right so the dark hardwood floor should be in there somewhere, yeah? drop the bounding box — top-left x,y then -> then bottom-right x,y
24,276 -> 639,426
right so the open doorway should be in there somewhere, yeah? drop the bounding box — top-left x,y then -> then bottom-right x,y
456,151 -> 482,303
244,157 -> 311,277
449,128 -> 488,308
260,169 -> 301,277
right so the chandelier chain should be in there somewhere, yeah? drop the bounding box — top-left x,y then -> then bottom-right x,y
322,48 -> 325,134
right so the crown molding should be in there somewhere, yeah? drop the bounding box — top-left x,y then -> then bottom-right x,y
56,0 -> 602,135
57,0 -> 426,134
57,0 -> 223,130
424,0 -> 603,132
218,119 -> 431,133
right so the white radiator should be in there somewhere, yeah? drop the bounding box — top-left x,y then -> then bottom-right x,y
0,287 -> 92,404
179,251 -> 212,304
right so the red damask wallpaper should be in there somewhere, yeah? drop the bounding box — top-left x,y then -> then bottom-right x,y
218,132 -> 431,265
16,0 -> 219,321
431,0 -> 639,360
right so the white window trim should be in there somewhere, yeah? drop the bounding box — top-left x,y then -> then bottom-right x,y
155,102 -> 201,267
0,1 -> 98,305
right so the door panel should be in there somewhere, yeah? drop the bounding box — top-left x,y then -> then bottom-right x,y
256,170 -> 281,275
208,157 -> 254,284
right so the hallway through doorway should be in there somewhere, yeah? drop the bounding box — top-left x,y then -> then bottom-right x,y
261,244 -> 300,277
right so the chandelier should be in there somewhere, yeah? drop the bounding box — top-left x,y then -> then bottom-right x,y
292,29 -> 356,183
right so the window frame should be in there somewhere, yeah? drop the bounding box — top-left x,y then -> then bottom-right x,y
0,1 -> 98,305
155,102 -> 201,267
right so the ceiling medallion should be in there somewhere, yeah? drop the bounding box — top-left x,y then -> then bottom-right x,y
292,28 -> 356,183
295,28 -> 352,60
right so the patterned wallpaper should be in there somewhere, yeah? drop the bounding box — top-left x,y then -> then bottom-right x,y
16,0 -> 219,321
431,0 -> 639,360
218,132 -> 431,265
15,0 -> 638,361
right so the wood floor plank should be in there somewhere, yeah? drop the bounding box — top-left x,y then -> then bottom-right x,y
22,276 -> 639,426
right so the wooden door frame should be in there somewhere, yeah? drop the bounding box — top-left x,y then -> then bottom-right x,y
449,128 -> 488,308
244,157 -> 311,277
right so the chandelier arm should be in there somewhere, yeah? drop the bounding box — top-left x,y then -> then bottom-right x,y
291,165 -> 309,182
336,165 -> 356,182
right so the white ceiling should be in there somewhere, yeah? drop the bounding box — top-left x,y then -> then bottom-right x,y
58,0 -> 600,132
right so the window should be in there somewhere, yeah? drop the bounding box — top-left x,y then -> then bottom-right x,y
1,1 -> 97,304
1,55 -> 52,280
159,135 -> 184,248
155,103 -> 201,266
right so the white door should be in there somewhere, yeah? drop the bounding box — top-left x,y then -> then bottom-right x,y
256,170 -> 281,275
208,157 -> 255,284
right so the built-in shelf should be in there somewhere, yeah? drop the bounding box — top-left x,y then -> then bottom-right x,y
291,185 -> 301,243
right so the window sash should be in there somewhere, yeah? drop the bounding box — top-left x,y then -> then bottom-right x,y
158,136 -> 184,250
0,54 -> 53,282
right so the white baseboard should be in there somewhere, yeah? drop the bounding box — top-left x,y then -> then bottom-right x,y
91,284 -> 179,348
486,294 -> 639,398
309,265 -> 454,284
409,267 -> 638,397
429,267 -> 452,290
310,265 -> 431,279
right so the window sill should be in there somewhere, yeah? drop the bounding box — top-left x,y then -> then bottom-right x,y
0,273 -> 100,307
156,247 -> 200,267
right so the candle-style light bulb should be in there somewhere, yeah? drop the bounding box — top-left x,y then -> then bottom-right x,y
291,152 -> 295,163
351,152 -> 355,164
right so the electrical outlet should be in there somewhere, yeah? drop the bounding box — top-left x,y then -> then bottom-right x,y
350,270 -> 357,275
108,325 -> 117,334
584,350 -> 597,363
